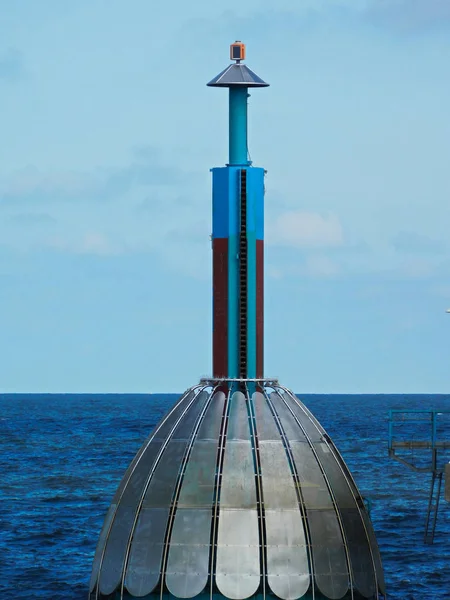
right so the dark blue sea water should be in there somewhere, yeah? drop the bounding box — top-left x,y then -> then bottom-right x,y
2,393 -> 449,600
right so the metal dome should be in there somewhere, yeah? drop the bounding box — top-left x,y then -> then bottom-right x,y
89,379 -> 385,600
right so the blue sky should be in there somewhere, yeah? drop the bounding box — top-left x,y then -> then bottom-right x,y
1,0 -> 450,393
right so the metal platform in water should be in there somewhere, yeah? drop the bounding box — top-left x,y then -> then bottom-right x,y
388,409 -> 450,544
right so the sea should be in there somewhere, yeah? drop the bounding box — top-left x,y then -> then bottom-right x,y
2,393 -> 449,600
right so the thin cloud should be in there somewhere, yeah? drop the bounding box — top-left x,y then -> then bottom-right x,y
364,0 -> 450,32
266,253 -> 340,279
398,257 -> 435,279
267,210 -> 344,248
0,149 -> 194,207
45,232 -> 126,257
304,255 -> 341,277
180,1 -> 450,41
9,212 -> 56,225
392,231 -> 445,254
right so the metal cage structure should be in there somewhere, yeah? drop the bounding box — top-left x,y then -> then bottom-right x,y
388,409 -> 450,543
89,380 -> 385,600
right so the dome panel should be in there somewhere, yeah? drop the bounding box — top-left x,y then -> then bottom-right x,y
281,391 -> 323,443
165,393 -> 225,598
307,510 -> 349,599
269,393 -> 307,443
219,393 -> 256,510
171,391 -> 211,440
125,390 -> 211,596
258,442 -> 309,599
338,508 -> 376,598
285,394 -> 326,438
165,508 -> 211,598
196,391 -> 226,440
227,391 -> 251,440
113,389 -> 197,504
258,441 -> 298,510
313,443 -> 355,509
319,436 -> 386,596
177,441 -> 219,508
89,504 -> 115,593
265,510 -> 310,600
91,389 -> 198,595
141,391 -> 209,510
268,386 -> 354,600
216,509 -> 260,599
270,393 -> 349,598
313,443 -> 376,598
361,510 -> 386,595
99,503 -> 140,595
216,391 -> 260,599
252,392 -> 280,440
124,507 -> 170,597
255,391 -> 311,600
141,442 -> 187,508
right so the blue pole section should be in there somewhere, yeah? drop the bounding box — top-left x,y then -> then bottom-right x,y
229,86 -> 249,166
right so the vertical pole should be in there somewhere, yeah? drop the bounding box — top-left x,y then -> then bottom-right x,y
431,411 -> 437,450
227,85 -> 248,380
229,87 -> 249,166
388,411 -> 393,451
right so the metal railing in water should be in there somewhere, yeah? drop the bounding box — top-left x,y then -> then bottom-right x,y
388,409 -> 450,544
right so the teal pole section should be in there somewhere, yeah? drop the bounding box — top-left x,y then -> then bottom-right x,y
229,86 -> 249,166
246,168 -> 264,381
227,168 -> 239,379
246,171 -> 256,379
247,224 -> 257,380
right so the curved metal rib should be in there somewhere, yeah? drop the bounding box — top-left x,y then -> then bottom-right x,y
280,387 -> 382,598
122,388 -> 210,598
164,388 -> 226,598
215,390 -> 260,599
91,386 -> 202,598
208,386 -> 232,600
271,390 -> 352,600
245,386 -> 267,600
257,389 -> 311,600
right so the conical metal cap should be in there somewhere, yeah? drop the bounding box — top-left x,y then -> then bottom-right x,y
207,63 -> 269,87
